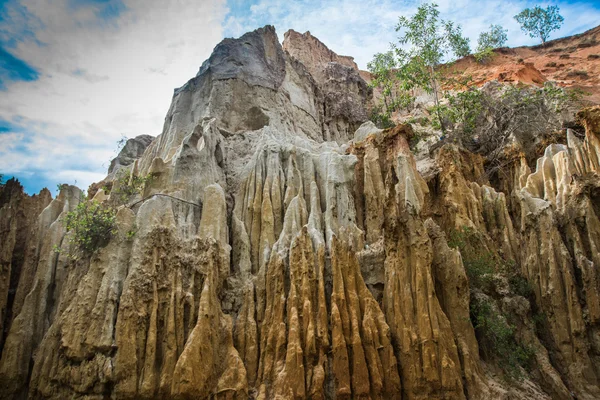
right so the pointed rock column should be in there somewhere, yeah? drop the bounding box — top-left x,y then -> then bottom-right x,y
171,184 -> 248,399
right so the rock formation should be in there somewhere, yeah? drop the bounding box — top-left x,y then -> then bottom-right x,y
1,25 -> 600,400
108,135 -> 155,175
442,24 -> 600,103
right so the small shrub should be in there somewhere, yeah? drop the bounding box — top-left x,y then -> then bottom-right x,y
449,226 -> 536,379
545,61 -> 557,67
577,38 -> 597,49
369,106 -> 395,129
559,54 -> 570,59
444,88 -> 485,138
448,226 -> 496,291
409,130 -> 429,152
470,297 -> 535,379
65,201 -> 117,254
406,116 -> 430,127
566,70 -> 589,79
112,172 -> 154,204
126,228 -> 137,241
509,274 -> 534,298
588,54 -> 600,60
474,47 -> 495,63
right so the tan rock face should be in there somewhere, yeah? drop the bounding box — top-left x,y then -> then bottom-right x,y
282,30 -> 359,83
283,29 -> 371,144
0,180 -> 51,354
1,25 -> 600,400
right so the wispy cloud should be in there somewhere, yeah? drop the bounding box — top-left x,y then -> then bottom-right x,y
224,0 -> 600,69
0,0 -> 228,195
1,0 -> 598,196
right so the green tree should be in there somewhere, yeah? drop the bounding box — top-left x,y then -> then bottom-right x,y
367,51 -> 398,109
475,24 -> 508,62
367,50 -> 417,128
514,6 -> 564,45
64,200 -> 117,255
394,3 -> 471,133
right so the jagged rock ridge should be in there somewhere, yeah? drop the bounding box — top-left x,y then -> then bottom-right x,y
0,25 -> 599,400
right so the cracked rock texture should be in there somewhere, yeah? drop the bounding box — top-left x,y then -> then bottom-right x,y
1,25 -> 600,400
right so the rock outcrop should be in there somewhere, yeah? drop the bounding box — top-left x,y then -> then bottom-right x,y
283,29 -> 371,143
282,30 -> 359,82
108,135 -> 155,175
1,25 -> 600,400
445,24 -> 600,103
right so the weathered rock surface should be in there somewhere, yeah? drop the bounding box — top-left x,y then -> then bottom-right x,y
0,180 -> 51,357
282,30 -> 359,83
1,25 -> 600,400
108,134 -> 155,175
283,29 -> 371,143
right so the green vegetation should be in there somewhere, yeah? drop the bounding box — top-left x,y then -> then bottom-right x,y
509,274 -> 534,298
367,3 -> 470,129
367,51 -> 409,127
126,227 -> 137,241
470,297 -> 535,379
368,105 -> 396,129
449,226 -> 535,379
434,81 -> 583,172
64,200 -> 117,255
366,3 -> 575,162
475,24 -> 508,63
106,171 -> 153,205
431,76 -> 485,141
366,2 -> 579,165
448,226 -> 495,290
514,5 -> 564,45
394,3 -> 470,133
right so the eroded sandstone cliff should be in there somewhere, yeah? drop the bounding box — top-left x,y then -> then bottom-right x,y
1,25 -> 600,400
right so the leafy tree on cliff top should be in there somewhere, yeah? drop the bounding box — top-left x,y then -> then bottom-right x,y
367,51 -> 413,128
367,3 -> 470,130
514,5 -> 564,45
475,24 -> 508,62
394,2 -> 471,133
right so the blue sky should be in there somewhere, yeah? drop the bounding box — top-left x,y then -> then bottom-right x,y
1,0 -> 599,196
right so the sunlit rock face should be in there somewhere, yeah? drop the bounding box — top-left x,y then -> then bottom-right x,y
1,25 -> 600,400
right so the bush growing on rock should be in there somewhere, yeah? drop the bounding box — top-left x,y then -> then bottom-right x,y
448,226 -> 495,290
108,171 -> 154,205
449,225 -> 536,379
428,80 -> 584,175
470,297 -> 535,379
64,200 -> 117,254
367,50 -> 410,127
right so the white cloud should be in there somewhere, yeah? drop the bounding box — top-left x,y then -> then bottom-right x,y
225,0 -> 413,68
2,0 -> 599,195
224,0 -> 600,69
0,0 -> 228,194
